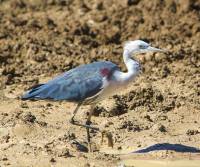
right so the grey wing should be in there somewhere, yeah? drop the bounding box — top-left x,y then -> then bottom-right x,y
21,61 -> 118,102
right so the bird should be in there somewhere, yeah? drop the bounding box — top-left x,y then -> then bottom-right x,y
21,40 -> 165,152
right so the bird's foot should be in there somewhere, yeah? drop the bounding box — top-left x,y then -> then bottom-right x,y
70,119 -> 99,131
70,119 -> 114,151
70,119 -> 100,131
69,117 -> 75,124
101,130 -> 114,148
86,120 -> 92,125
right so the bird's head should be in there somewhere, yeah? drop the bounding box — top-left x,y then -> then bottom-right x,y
124,40 -> 165,55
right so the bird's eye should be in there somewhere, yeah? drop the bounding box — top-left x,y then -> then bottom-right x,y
139,45 -> 147,49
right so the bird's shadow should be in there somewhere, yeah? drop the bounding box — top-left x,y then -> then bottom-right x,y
132,143 -> 200,153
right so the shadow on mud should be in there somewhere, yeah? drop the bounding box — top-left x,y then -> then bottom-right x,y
133,143 -> 200,153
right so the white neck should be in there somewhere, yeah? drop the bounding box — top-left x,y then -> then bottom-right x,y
112,49 -> 140,84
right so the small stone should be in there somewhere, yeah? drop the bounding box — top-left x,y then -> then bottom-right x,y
50,157 -> 56,163
70,141 -> 88,152
3,135 -> 10,143
144,114 -> 153,122
92,106 -> 107,116
158,115 -> 168,121
2,113 -> 8,116
161,66 -> 170,78
158,125 -> 167,132
58,148 -> 71,158
104,121 -> 114,127
37,121 -> 47,127
33,53 -> 47,62
117,146 -> 122,150
2,157 -> 8,161
68,133 -> 76,140
127,0 -> 140,6
186,129 -> 200,136
21,102 -> 29,108
22,112 -> 36,123
152,123 -> 167,133
84,163 -> 90,167
46,103 -> 53,107
179,0 -> 194,12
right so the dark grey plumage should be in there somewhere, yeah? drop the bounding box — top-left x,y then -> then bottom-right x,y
22,61 -> 119,102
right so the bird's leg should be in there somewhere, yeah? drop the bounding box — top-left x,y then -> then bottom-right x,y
70,103 -> 114,149
85,105 -> 114,149
70,102 -> 82,124
70,103 -> 99,131
85,105 -> 95,152
86,105 -> 114,148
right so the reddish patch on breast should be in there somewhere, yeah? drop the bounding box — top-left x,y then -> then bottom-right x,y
100,68 -> 110,77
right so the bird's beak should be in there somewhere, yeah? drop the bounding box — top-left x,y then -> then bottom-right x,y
148,46 -> 167,53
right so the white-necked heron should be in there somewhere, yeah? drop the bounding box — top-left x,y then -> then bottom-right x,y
22,40 -> 165,151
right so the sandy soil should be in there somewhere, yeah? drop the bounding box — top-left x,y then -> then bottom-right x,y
0,0 -> 200,166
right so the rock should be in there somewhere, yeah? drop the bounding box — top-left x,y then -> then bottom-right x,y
20,102 -> 29,108
84,163 -> 90,167
58,148 -> 71,158
186,129 -> 200,136
92,106 -> 108,117
37,121 -> 47,127
2,157 -> 8,161
70,141 -> 88,152
178,0 -> 197,12
21,112 -> 36,123
50,157 -> 56,163
127,0 -> 140,6
144,114 -> 153,122
32,53 -> 47,62
119,120 -> 141,132
152,123 -> 167,133
158,125 -> 167,132
161,66 -> 171,78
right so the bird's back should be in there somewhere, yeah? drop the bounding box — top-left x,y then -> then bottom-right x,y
22,61 -> 119,102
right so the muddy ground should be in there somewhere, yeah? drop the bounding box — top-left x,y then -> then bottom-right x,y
0,0 -> 200,166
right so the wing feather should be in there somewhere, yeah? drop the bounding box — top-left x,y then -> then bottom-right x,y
22,61 -> 119,102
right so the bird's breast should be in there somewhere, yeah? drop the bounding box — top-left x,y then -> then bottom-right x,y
93,79 -> 127,102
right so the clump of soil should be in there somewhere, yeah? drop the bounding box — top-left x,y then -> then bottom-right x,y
93,95 -> 128,117
21,112 -> 36,123
127,85 -> 176,113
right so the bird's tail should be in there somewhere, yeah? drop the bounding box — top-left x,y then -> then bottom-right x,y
21,84 -> 45,100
